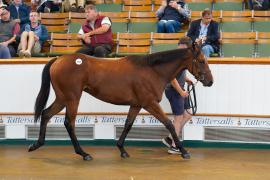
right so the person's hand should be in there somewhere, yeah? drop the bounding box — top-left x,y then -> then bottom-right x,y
186,79 -> 193,86
14,19 -> 21,23
180,90 -> 189,98
170,1 -> 178,9
195,38 -> 201,43
84,32 -> 92,37
34,35 -> 39,41
84,36 -> 91,44
0,41 -> 9,46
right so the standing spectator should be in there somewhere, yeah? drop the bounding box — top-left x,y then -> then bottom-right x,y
162,36 -> 193,154
0,6 -> 20,58
18,11 -> 48,57
156,0 -> 190,33
77,4 -> 113,57
187,9 -> 220,58
9,0 -> 30,29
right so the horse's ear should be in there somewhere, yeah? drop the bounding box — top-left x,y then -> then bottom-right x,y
192,40 -> 203,51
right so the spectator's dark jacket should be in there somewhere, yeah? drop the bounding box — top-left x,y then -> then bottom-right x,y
8,3 -> 30,29
187,19 -> 220,53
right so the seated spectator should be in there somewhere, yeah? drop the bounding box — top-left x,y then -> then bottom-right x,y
0,6 -> 20,58
156,0 -> 190,33
32,0 -> 61,13
248,0 -> 270,10
9,0 -> 30,29
18,11 -> 48,57
77,4 -> 113,57
187,9 -> 220,58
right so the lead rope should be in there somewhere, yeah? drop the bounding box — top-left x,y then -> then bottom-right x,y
186,81 -> 198,115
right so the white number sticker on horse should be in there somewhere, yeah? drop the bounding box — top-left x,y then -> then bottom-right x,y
75,58 -> 82,65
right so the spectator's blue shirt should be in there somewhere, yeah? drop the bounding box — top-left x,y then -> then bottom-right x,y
24,24 -> 49,44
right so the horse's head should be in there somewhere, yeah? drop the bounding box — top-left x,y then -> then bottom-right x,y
187,42 -> 213,87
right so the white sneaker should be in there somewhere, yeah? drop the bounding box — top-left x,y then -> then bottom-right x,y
168,146 -> 181,155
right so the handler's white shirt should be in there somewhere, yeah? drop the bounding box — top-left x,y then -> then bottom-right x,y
78,17 -> 111,35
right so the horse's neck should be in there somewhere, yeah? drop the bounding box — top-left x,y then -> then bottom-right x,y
153,57 -> 188,84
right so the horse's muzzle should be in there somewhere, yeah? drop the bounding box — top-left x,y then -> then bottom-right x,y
206,80 -> 213,87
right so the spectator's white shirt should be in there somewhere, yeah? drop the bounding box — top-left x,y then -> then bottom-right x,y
78,16 -> 111,35
199,21 -> 210,38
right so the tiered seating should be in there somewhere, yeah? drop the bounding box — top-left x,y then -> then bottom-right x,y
115,33 -> 151,56
212,0 -> 244,11
122,0 -> 153,11
220,32 -> 256,57
40,13 -> 69,33
220,11 -> 252,32
256,32 -> 270,57
186,0 -> 213,11
49,33 -> 82,56
128,11 -> 157,33
151,33 -> 185,53
95,0 -> 123,12
253,11 -> 270,32
33,1 -> 270,58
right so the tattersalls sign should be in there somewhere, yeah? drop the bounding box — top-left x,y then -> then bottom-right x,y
1,114 -> 270,128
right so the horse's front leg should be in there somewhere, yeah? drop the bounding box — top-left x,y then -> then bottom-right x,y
117,106 -> 141,158
64,101 -> 92,161
144,101 -> 190,159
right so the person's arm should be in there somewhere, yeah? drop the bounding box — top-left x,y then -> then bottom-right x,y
206,22 -> 220,43
156,1 -> 166,18
38,25 -> 49,42
83,24 -> 110,37
177,3 -> 190,17
0,22 -> 20,46
170,78 -> 189,97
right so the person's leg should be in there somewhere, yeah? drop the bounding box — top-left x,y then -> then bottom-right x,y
164,88 -> 184,150
93,44 -> 112,57
201,44 -> 214,58
24,31 -> 36,57
76,45 -> 94,56
171,114 -> 184,147
0,45 -> 11,59
157,20 -> 166,33
19,31 -> 29,57
165,20 -> 181,33
8,45 -> 17,57
31,41 -> 42,55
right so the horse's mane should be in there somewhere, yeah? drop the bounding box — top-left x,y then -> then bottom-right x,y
127,48 -> 190,66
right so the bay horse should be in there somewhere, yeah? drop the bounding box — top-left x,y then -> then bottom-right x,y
28,42 -> 213,160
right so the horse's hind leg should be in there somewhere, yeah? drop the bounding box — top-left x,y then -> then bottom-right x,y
144,102 -> 190,159
29,99 -> 64,152
117,106 -> 141,158
64,100 -> 92,161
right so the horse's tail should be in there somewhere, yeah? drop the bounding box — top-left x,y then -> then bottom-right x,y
34,58 -> 57,123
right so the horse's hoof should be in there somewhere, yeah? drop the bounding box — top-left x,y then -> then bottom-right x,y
121,152 -> 130,158
181,152 -> 191,159
28,144 -> 37,152
83,154 -> 93,161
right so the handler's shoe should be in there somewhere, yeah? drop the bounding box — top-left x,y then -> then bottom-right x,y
168,146 -> 181,155
162,136 -> 172,148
